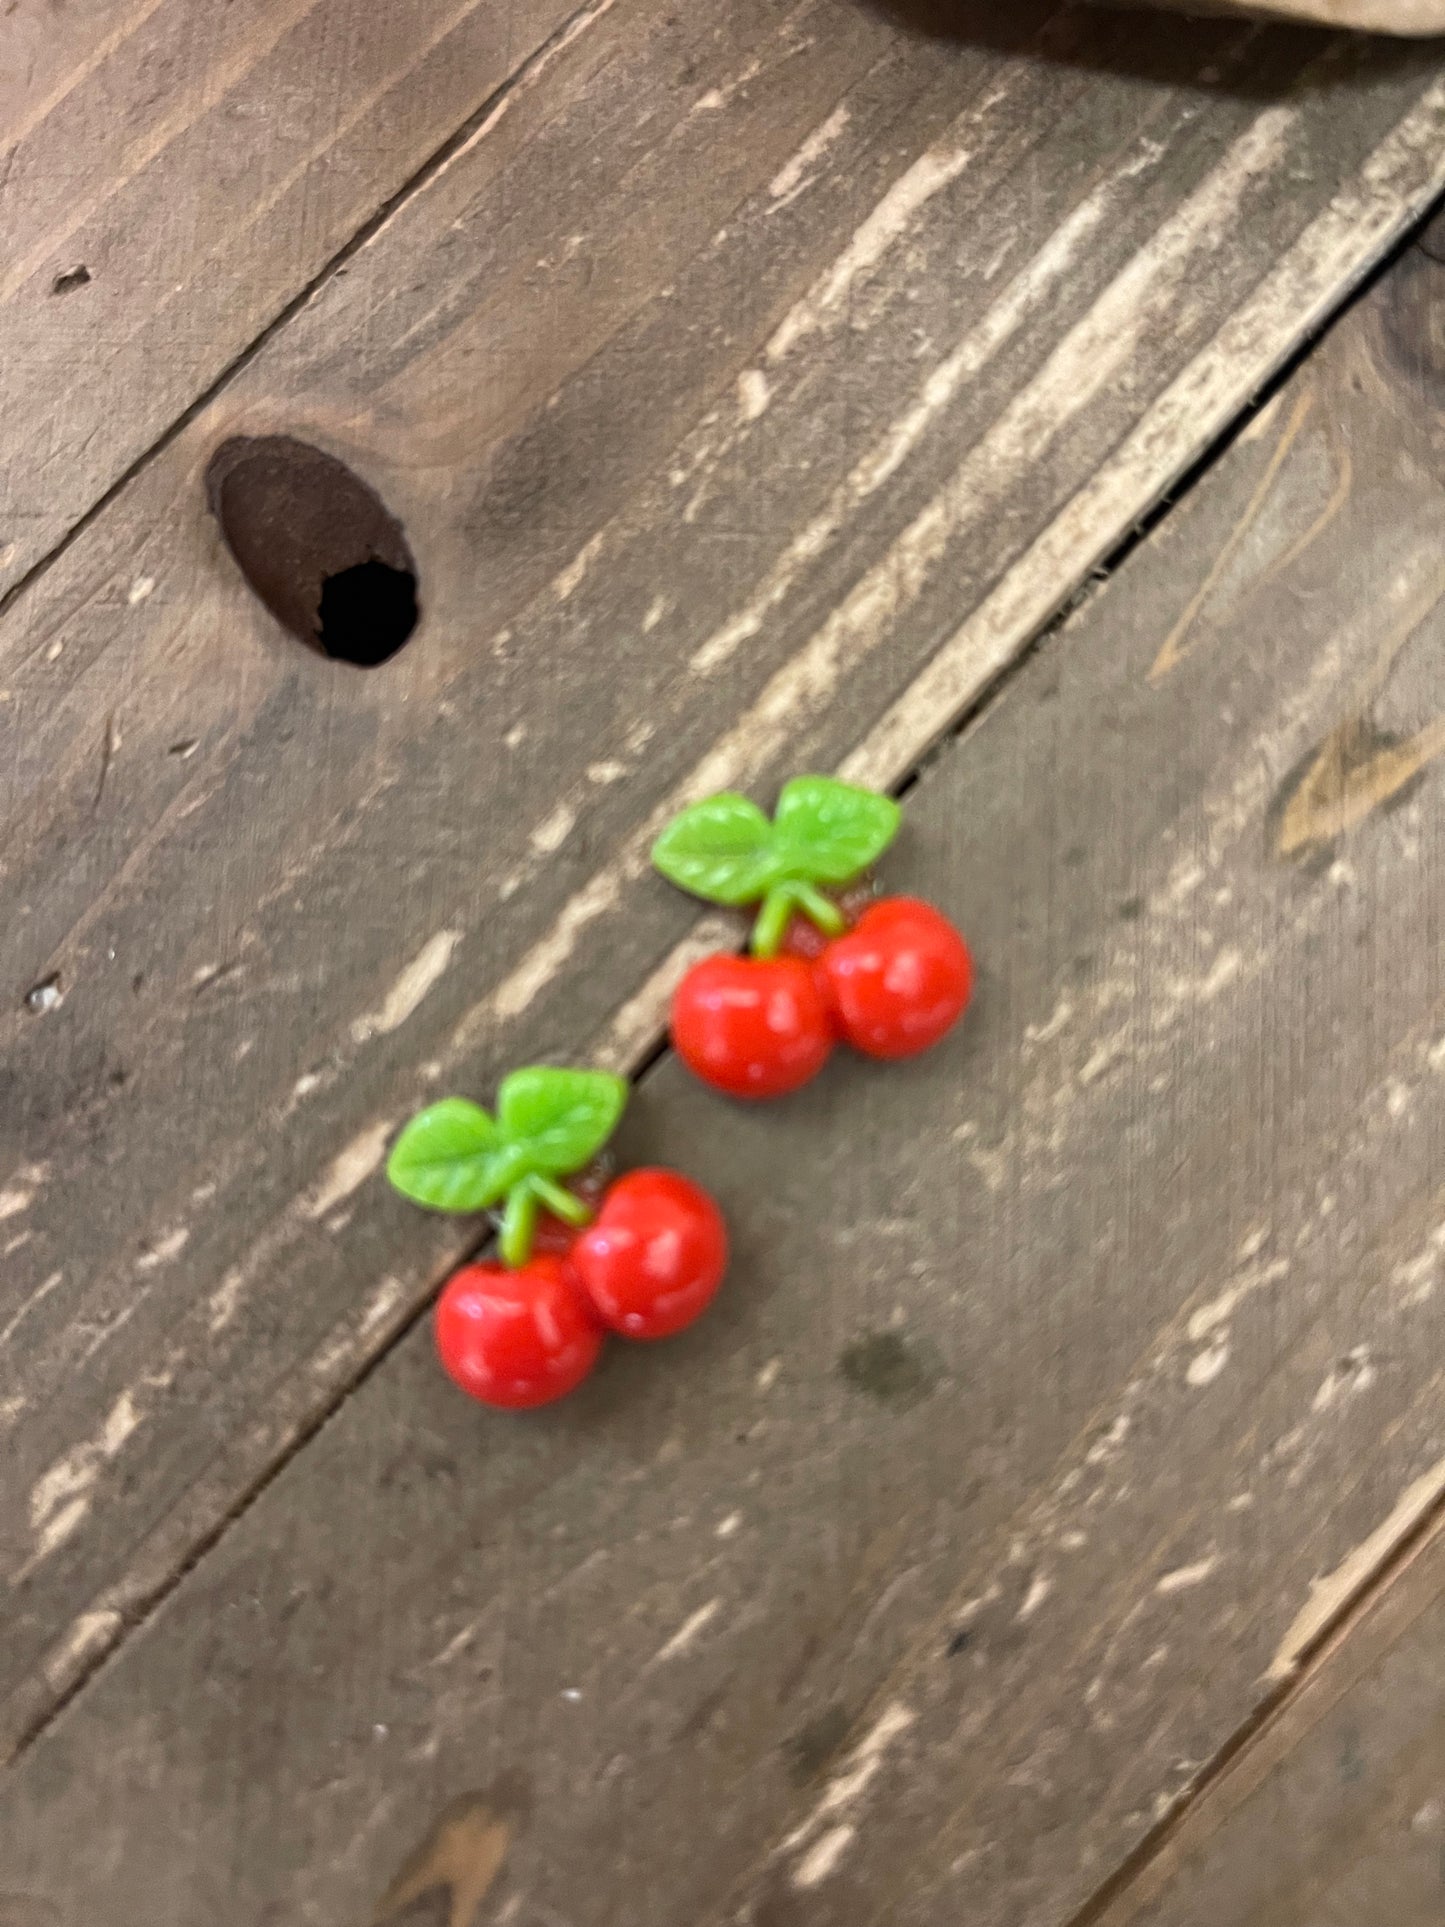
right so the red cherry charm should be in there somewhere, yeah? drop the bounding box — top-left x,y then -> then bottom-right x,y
435,1255 -> 603,1409
818,896 -> 972,1060
572,1169 -> 728,1339
671,954 -> 833,1099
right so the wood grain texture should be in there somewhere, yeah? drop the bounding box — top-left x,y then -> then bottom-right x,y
0,0 -> 586,596
718,240 -> 1445,1927
4,0 -> 1445,1764
1090,1513 -> 1445,1927
7,167 -> 1445,1927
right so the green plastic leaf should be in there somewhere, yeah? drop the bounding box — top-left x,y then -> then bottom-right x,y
653,776 -> 902,908
772,776 -> 901,885
495,1067 -> 628,1179
651,794 -> 784,905
388,1072 -> 627,1220
386,1098 -> 507,1213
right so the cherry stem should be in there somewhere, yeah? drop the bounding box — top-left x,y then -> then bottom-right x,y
499,1175 -> 593,1268
531,1176 -> 593,1227
499,1184 -> 539,1270
751,881 -> 846,958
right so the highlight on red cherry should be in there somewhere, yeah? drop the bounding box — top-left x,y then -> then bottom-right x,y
572,1169 -> 727,1338
819,896 -> 973,1060
651,775 -> 973,1097
386,1068 -> 729,1407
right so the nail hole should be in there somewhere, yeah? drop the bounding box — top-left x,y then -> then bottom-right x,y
205,435 -> 420,667
51,265 -> 91,296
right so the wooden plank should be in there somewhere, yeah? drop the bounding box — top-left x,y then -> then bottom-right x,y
714,240 -> 1445,1927
7,162 -> 1445,1927
0,0 -> 1029,1745
0,0 -> 586,596
2,0 -> 1445,1765
3,0 -> 1445,1775
1089,1513 -> 1445,1927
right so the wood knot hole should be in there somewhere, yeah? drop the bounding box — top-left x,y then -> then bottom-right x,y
206,435 -> 420,667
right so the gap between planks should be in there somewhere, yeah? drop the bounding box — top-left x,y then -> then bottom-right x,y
0,0 -> 616,629
1061,1483 -> 1445,1927
12,119 -> 1445,1770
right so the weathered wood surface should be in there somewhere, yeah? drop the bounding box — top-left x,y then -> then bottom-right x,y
717,240 -> 1445,1927
7,181 -> 1445,1926
5,0 -> 1445,1766
1092,1513 -> 1445,1927
1109,0 -> 1445,34
0,0 -> 585,597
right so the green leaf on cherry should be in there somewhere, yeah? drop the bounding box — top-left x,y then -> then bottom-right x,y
651,775 -> 901,906
386,1070 -> 627,1216
495,1067 -> 627,1177
771,777 -> 901,886
650,793 -> 783,905
386,1097 -> 507,1213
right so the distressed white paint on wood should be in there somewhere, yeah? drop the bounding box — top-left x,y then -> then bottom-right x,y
9,194 -> 1445,1927
3,0 -> 1444,1845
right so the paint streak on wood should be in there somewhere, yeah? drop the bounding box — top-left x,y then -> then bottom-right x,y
846,73 -> 1445,788
302,1121 -> 395,1222
1268,1454 -> 1445,1680
779,1701 -> 914,1890
374,1794 -> 514,1927
1275,714 -> 1445,857
351,931 -> 461,1044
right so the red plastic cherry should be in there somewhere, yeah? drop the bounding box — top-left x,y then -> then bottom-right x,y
818,896 -> 972,1060
571,1169 -> 728,1339
671,954 -> 833,1099
434,1255 -> 603,1409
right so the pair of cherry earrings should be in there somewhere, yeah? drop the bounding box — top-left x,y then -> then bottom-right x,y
387,777 -> 973,1409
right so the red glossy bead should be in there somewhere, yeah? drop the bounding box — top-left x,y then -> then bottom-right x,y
818,896 -> 972,1060
434,1255 -> 603,1409
571,1169 -> 728,1339
671,954 -> 833,1099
